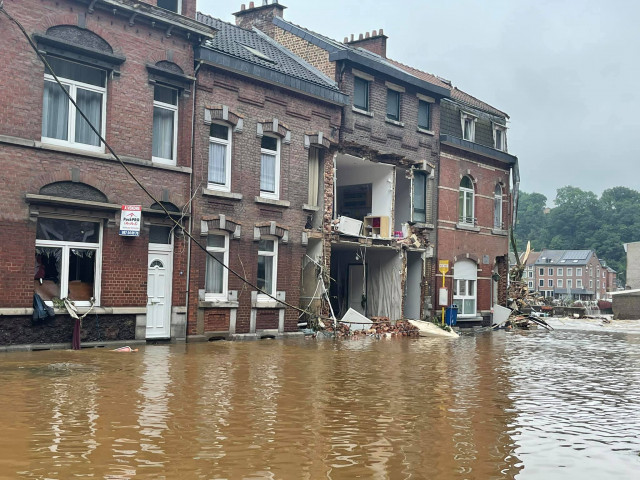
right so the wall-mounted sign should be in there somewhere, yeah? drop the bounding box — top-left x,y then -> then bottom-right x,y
119,205 -> 142,236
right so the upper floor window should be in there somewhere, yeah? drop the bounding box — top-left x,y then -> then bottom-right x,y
539,279 -> 544,287
493,184 -> 503,229
257,237 -> 278,299
576,268 -> 583,276
260,135 -> 280,199
458,176 -> 474,225
418,100 -> 431,130
386,89 -> 400,121
413,171 -> 427,223
567,279 -> 573,288
42,56 -> 106,152
205,232 -> 229,301
539,268 -> 544,276
208,123 -> 232,191
558,267 -> 563,276
152,85 -> 178,164
461,112 -> 476,142
353,76 -> 370,112
567,267 -> 573,276
308,147 -> 322,207
577,279 -> 583,288
494,124 -> 507,151
548,268 -> 554,276
157,0 -> 182,14
558,279 -> 564,288
548,279 -> 553,287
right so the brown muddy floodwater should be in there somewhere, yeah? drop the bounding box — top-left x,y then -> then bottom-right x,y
1,327 -> 639,479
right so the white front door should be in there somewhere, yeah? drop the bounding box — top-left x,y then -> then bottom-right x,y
147,249 -> 172,338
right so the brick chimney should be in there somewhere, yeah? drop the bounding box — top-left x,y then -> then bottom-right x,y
233,1 -> 286,37
345,29 -> 388,58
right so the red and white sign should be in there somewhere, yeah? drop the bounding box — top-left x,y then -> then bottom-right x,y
119,205 -> 142,236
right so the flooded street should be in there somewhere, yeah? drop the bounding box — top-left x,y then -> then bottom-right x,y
1,326 -> 639,479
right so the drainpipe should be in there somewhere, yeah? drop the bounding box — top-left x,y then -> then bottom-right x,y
185,60 -> 203,334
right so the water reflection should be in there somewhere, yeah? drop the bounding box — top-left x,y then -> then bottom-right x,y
0,329 -> 638,479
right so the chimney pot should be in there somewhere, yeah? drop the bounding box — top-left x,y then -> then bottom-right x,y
379,28 -> 384,35
358,33 -> 363,40
241,3 -> 246,10
249,1 -> 254,8
262,0 -> 268,5
350,34 -> 354,42
365,32 -> 370,38
343,37 -> 349,43
372,29 -> 377,36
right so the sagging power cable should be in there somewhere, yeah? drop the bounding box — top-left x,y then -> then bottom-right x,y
0,4 -> 318,318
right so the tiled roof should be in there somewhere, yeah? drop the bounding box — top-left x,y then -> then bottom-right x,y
533,249 -> 594,266
196,13 -> 341,92
451,87 -> 508,119
385,59 -> 452,92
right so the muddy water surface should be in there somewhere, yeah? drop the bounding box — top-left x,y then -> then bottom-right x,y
1,328 -> 639,479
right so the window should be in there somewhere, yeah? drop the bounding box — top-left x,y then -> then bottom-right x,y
34,217 -> 102,306
558,267 -> 563,276
458,176 -> 474,225
205,232 -> 229,300
528,281 -> 533,288
577,279 -> 583,288
548,279 -> 553,287
576,268 -> 583,276
308,147 -> 321,207
494,184 -> 503,229
260,135 -> 280,199
558,279 -> 563,288
353,76 -> 370,111
453,260 -> 476,317
42,56 -> 106,152
528,271 -> 533,278
257,237 -> 278,298
567,279 -> 573,288
418,100 -> 431,130
493,124 -> 507,151
548,268 -> 554,275
413,171 -> 427,223
461,112 -> 476,141
567,267 -> 573,276
539,268 -> 544,276
152,85 -> 178,164
386,88 -> 400,121
208,123 -> 232,191
157,0 -> 182,13
589,279 -> 593,289
539,279 -> 544,287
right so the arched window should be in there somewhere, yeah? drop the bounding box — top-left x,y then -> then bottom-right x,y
494,184 -> 503,229
458,176 -> 474,225
453,259 -> 477,317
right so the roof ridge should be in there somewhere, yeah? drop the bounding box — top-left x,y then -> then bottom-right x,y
451,86 -> 508,118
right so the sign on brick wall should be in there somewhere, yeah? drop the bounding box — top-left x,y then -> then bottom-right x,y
119,205 -> 142,236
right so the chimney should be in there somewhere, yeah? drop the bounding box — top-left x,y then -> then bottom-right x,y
233,0 -> 286,38
345,28 -> 388,58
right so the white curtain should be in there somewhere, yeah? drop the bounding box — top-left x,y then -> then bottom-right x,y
75,88 -> 102,146
42,81 -> 69,140
260,152 -> 276,193
308,148 -> 320,206
208,142 -> 227,185
258,255 -> 273,294
153,106 -> 174,159
205,252 -> 224,293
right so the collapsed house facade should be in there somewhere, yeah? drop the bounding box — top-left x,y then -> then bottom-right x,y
234,2 -> 451,322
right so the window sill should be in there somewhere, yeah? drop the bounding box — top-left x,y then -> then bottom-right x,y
492,228 -> 508,236
352,106 -> 374,117
385,118 -> 404,127
203,188 -> 243,200
152,157 -> 177,166
254,299 -> 285,309
456,223 -> 480,232
255,196 -> 290,208
199,300 -> 240,309
417,127 -> 434,136
302,204 -> 320,212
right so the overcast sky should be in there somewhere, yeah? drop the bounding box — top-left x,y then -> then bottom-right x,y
198,0 -> 639,204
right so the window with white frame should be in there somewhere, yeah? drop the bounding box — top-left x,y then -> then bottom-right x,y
458,176 -> 474,225
42,56 -> 106,152
567,267 -> 573,276
386,88 -> 400,121
493,123 -> 507,151
528,281 -> 533,288
257,237 -> 278,298
548,268 -> 554,275
576,268 -> 583,276
577,279 -> 583,288
208,123 -> 232,191
453,260 -> 477,317
548,279 -> 553,287
558,279 -> 563,288
589,279 -> 593,289
260,135 -> 280,199
528,271 -> 533,278
34,217 -> 102,306
157,0 -> 182,13
461,112 -> 476,142
539,279 -> 544,287
558,267 -> 563,276
413,171 -> 427,223
494,184 -> 503,229
152,85 -> 178,164
205,232 -> 229,300
353,75 -> 370,111
539,268 -> 544,276
567,279 -> 573,288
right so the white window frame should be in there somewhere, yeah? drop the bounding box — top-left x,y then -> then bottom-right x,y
528,271 -> 533,278
493,123 -> 507,151
528,281 -> 533,288
152,85 -> 179,165
567,267 -> 573,276
548,279 -> 553,287
157,0 -> 182,14
42,63 -> 106,153
558,279 -> 563,288
208,122 -> 232,192
35,216 -> 103,307
260,135 -> 281,200
577,279 -> 583,288
539,268 -> 544,276
204,231 -> 229,301
539,279 -> 544,287
548,268 -> 554,275
494,184 -> 503,229
557,267 -> 563,276
458,176 -> 474,225
453,260 -> 477,317
461,112 -> 476,142
589,279 -> 593,289
257,236 -> 278,302
576,268 -> 583,276
567,279 -> 573,288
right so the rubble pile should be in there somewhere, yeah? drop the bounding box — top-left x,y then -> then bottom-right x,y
500,264 -> 554,331
323,319 -> 420,339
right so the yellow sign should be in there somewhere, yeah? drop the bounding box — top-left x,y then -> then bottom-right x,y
438,260 -> 449,274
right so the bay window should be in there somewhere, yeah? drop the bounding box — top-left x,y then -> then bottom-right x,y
260,135 -> 280,199
208,123 -> 232,191
34,217 -> 102,306
42,56 -> 106,151
152,85 -> 178,164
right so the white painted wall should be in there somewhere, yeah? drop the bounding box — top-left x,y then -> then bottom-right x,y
395,167 -> 412,231
336,158 -> 394,221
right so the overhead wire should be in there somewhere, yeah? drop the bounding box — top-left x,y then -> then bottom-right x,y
0,4 -> 318,318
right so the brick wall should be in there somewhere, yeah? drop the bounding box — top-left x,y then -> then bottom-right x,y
273,28 -> 336,80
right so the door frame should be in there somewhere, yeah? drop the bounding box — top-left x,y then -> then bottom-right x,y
147,238 -> 173,339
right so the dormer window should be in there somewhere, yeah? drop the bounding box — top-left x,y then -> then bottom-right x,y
461,112 -> 476,142
157,0 -> 182,14
494,123 -> 507,151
